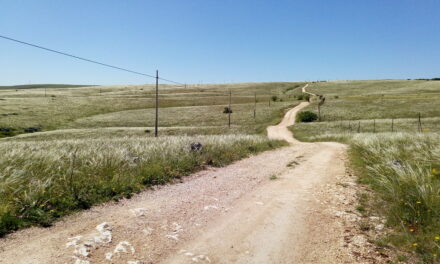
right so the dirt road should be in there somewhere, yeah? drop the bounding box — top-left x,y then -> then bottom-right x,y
0,86 -> 370,264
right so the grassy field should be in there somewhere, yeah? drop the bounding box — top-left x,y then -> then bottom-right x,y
0,82 -> 302,136
0,81 -> 303,236
291,79 -> 440,262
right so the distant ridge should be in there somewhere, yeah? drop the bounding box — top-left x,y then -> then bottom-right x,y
0,84 -> 95,90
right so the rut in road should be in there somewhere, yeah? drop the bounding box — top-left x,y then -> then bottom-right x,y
0,85 -> 363,264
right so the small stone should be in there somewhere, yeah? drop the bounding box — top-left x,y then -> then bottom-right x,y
375,224 -> 385,231
142,227 -> 154,235
66,236 -> 82,248
203,205 -> 218,210
105,252 -> 113,260
72,257 -> 90,264
166,234 -> 179,241
114,241 -> 135,255
130,208 -> 148,217
74,245 -> 90,257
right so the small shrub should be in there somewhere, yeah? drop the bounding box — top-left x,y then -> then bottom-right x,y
334,95 -> 339,99
223,107 -> 232,114
296,111 -> 318,123
271,95 -> 278,102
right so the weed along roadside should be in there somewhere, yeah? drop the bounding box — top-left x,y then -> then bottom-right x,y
292,80 -> 440,263
0,135 -> 286,237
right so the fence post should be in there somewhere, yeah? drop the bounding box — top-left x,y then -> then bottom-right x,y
357,121 -> 361,133
418,113 -> 422,132
155,70 -> 159,137
391,118 -> 394,132
373,119 -> 376,133
254,91 -> 257,120
228,89 -> 232,128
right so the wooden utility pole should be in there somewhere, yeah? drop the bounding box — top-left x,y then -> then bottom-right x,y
253,91 -> 257,120
228,90 -> 232,128
155,70 -> 159,137
418,113 -> 422,132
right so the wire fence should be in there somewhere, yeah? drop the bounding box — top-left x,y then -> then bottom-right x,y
314,113 -> 436,133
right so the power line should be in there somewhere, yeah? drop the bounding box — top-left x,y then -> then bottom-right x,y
0,34 -> 184,85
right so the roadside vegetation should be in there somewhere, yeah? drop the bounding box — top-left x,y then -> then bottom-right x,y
291,79 -> 440,262
350,133 -> 440,263
0,82 -> 302,236
0,135 -> 286,237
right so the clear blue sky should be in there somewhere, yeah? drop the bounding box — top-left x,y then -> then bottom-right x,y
1,0 -> 439,85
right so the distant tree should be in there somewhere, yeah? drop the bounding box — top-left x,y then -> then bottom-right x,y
223,107 -> 233,114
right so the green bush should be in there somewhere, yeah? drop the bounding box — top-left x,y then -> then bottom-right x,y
297,94 -> 310,101
296,111 -> 318,122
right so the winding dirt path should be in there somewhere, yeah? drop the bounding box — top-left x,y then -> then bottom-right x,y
0,85 -> 365,264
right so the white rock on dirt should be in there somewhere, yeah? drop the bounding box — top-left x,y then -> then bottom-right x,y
142,227 -> 154,235
105,252 -> 113,260
166,234 -> 179,241
66,236 -> 82,248
191,254 -> 211,263
203,205 -> 218,210
172,222 -> 183,232
114,241 -> 135,255
351,235 -> 367,247
94,222 -> 112,243
375,224 -> 385,231
74,244 -> 92,257
72,256 -> 90,264
130,208 -> 148,217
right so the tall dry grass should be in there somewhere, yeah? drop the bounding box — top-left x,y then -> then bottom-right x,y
0,135 -> 285,236
350,133 -> 440,262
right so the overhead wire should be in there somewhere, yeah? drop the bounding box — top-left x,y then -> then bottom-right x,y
0,34 -> 184,85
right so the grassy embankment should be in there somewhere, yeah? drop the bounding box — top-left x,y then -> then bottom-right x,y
0,82 -> 304,236
292,80 -> 440,262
